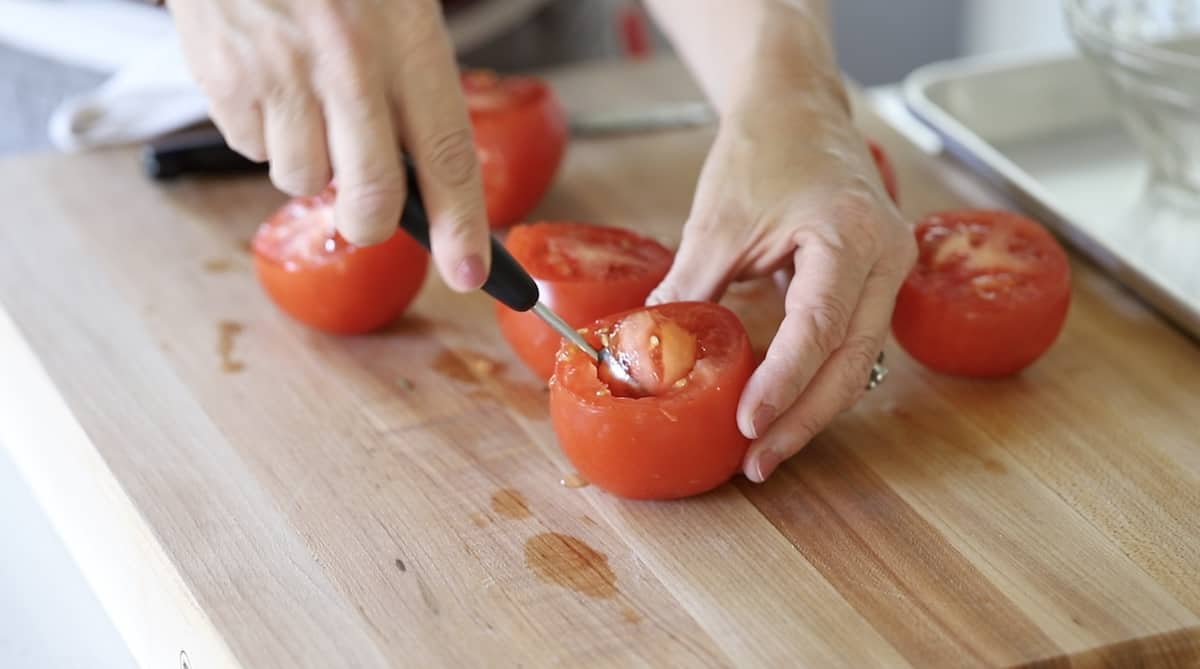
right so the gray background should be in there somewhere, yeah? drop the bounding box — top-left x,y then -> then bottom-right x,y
0,1 -> 965,154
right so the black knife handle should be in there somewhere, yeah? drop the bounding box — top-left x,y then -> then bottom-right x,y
400,157 -> 540,312
143,129 -> 539,312
143,126 -> 266,179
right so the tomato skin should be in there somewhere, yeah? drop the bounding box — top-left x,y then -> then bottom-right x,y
464,72 -> 568,228
891,210 -> 1071,377
550,302 -> 754,500
252,189 -> 429,335
868,139 -> 899,204
496,222 -> 673,380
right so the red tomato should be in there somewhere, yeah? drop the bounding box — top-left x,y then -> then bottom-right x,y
496,222 -> 673,380
868,139 -> 899,204
252,185 -> 429,334
891,209 -> 1071,377
463,71 -> 568,228
550,302 -> 754,500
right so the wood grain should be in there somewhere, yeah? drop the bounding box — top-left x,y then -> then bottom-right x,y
1,57 -> 1198,668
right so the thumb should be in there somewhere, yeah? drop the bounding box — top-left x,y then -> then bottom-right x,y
647,219 -> 739,305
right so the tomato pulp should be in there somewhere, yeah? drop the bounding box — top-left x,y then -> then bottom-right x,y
252,185 -> 429,334
496,222 -> 673,380
463,71 -> 568,228
550,302 -> 754,500
891,209 -> 1071,377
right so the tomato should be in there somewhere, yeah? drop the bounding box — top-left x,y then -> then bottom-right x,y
868,139 -> 899,204
891,209 -> 1071,377
252,185 -> 429,334
463,71 -> 568,228
496,222 -> 673,380
550,302 -> 754,500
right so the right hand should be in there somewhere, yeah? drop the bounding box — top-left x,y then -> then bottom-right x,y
170,0 -> 491,291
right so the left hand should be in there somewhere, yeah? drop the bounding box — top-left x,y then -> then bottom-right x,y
647,83 -> 917,483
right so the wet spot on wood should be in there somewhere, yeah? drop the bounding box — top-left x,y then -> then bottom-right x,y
394,558 -> 406,572
204,258 -> 233,273
435,348 -> 547,419
217,320 -> 245,372
469,512 -> 490,527
433,348 -> 503,384
490,488 -> 531,520
984,459 -> 1007,474
524,532 -> 617,599
621,606 -> 643,624
560,472 -> 590,489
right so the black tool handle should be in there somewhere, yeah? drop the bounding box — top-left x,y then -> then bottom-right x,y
399,158 -> 539,312
143,125 -> 266,179
143,129 -> 539,312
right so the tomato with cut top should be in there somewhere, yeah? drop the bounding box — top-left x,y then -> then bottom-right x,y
868,139 -> 899,204
463,70 -> 567,228
891,209 -> 1071,377
252,185 -> 429,335
550,302 -> 754,500
496,222 -> 673,380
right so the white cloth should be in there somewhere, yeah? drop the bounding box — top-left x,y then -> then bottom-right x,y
0,0 -> 552,151
0,0 -> 209,151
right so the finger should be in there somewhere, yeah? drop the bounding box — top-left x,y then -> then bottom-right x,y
736,236 -> 872,440
647,217 -> 741,305
743,270 -> 901,482
321,75 -> 406,247
210,100 -> 267,163
392,27 -> 489,292
263,89 -> 331,196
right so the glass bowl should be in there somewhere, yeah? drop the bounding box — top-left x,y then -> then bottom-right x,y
1065,0 -> 1200,203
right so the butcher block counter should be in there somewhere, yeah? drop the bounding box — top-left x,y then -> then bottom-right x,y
2,58 -> 1199,669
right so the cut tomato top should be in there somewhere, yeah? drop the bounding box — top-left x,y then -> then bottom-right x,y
555,302 -> 748,407
506,222 -> 673,283
462,70 -> 550,115
907,209 -> 1070,312
251,185 -> 353,269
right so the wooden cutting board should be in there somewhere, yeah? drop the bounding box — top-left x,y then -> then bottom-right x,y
2,58 -> 1198,669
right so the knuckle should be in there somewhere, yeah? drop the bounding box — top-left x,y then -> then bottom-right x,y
339,178 -> 405,230
830,194 -> 886,262
271,163 -> 328,197
787,415 -> 826,449
839,336 -> 880,405
806,298 -> 853,357
425,128 -> 479,188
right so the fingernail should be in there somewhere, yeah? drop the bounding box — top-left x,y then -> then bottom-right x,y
752,449 -> 783,483
752,404 -> 777,439
455,254 -> 486,291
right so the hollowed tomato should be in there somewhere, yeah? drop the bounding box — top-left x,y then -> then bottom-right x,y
463,70 -> 568,228
550,302 -> 754,500
252,185 -> 428,334
891,209 -> 1071,377
496,222 -> 673,380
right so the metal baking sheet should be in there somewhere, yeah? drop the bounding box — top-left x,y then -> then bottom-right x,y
904,46 -> 1200,340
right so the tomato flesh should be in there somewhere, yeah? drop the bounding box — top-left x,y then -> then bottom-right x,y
496,222 -> 673,380
252,185 -> 429,334
891,209 -> 1071,377
550,302 -> 754,500
463,70 -> 567,228
598,310 -> 697,396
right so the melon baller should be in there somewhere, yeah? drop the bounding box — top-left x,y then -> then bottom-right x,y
397,158 -> 638,389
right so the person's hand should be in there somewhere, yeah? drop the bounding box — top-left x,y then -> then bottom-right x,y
648,83 -> 917,483
170,0 -> 490,291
